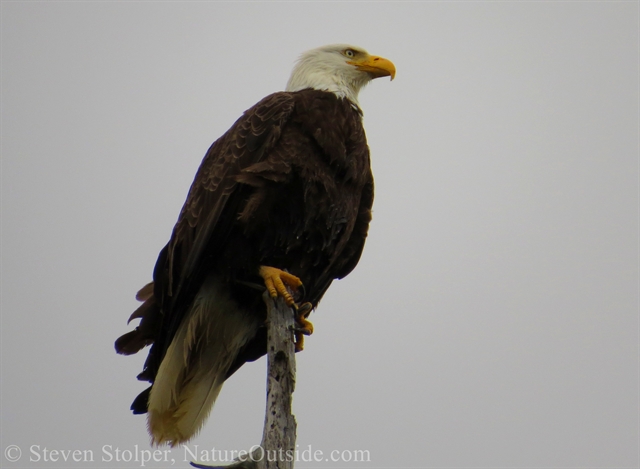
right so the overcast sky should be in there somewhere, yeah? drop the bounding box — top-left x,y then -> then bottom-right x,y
2,2 -> 638,468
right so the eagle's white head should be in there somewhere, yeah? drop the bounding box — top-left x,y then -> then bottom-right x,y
286,44 -> 395,106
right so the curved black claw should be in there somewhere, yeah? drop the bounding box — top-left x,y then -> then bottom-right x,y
295,302 -> 313,318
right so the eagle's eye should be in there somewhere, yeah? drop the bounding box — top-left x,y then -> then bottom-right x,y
344,49 -> 356,58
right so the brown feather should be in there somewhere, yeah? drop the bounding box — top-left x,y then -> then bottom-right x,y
135,282 -> 154,302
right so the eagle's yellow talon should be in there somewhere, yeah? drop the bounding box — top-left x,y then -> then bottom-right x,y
295,332 -> 305,352
294,302 -> 313,351
259,265 -> 303,307
296,314 -> 314,336
294,309 -> 314,350
259,267 -> 312,349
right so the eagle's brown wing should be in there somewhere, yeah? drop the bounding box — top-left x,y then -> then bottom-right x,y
115,92 -> 296,391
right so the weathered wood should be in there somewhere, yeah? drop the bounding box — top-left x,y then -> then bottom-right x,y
257,293 -> 297,469
191,292 -> 297,469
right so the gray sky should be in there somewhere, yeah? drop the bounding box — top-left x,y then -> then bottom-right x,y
2,2 -> 638,468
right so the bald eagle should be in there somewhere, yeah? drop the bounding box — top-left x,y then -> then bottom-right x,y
115,44 -> 395,446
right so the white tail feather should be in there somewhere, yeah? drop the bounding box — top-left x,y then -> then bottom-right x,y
147,276 -> 260,446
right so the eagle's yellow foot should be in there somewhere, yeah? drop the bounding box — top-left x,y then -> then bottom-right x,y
295,333 -> 305,352
259,265 -> 303,307
294,302 -> 314,352
294,302 -> 314,335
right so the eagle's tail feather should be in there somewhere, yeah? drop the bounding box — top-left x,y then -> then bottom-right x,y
146,276 -> 260,447
114,295 -> 161,356
131,386 -> 151,414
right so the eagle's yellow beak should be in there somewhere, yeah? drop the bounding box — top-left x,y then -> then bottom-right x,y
349,55 -> 396,81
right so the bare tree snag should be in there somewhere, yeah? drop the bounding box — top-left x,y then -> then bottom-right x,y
257,292 -> 297,469
191,292 -> 297,469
